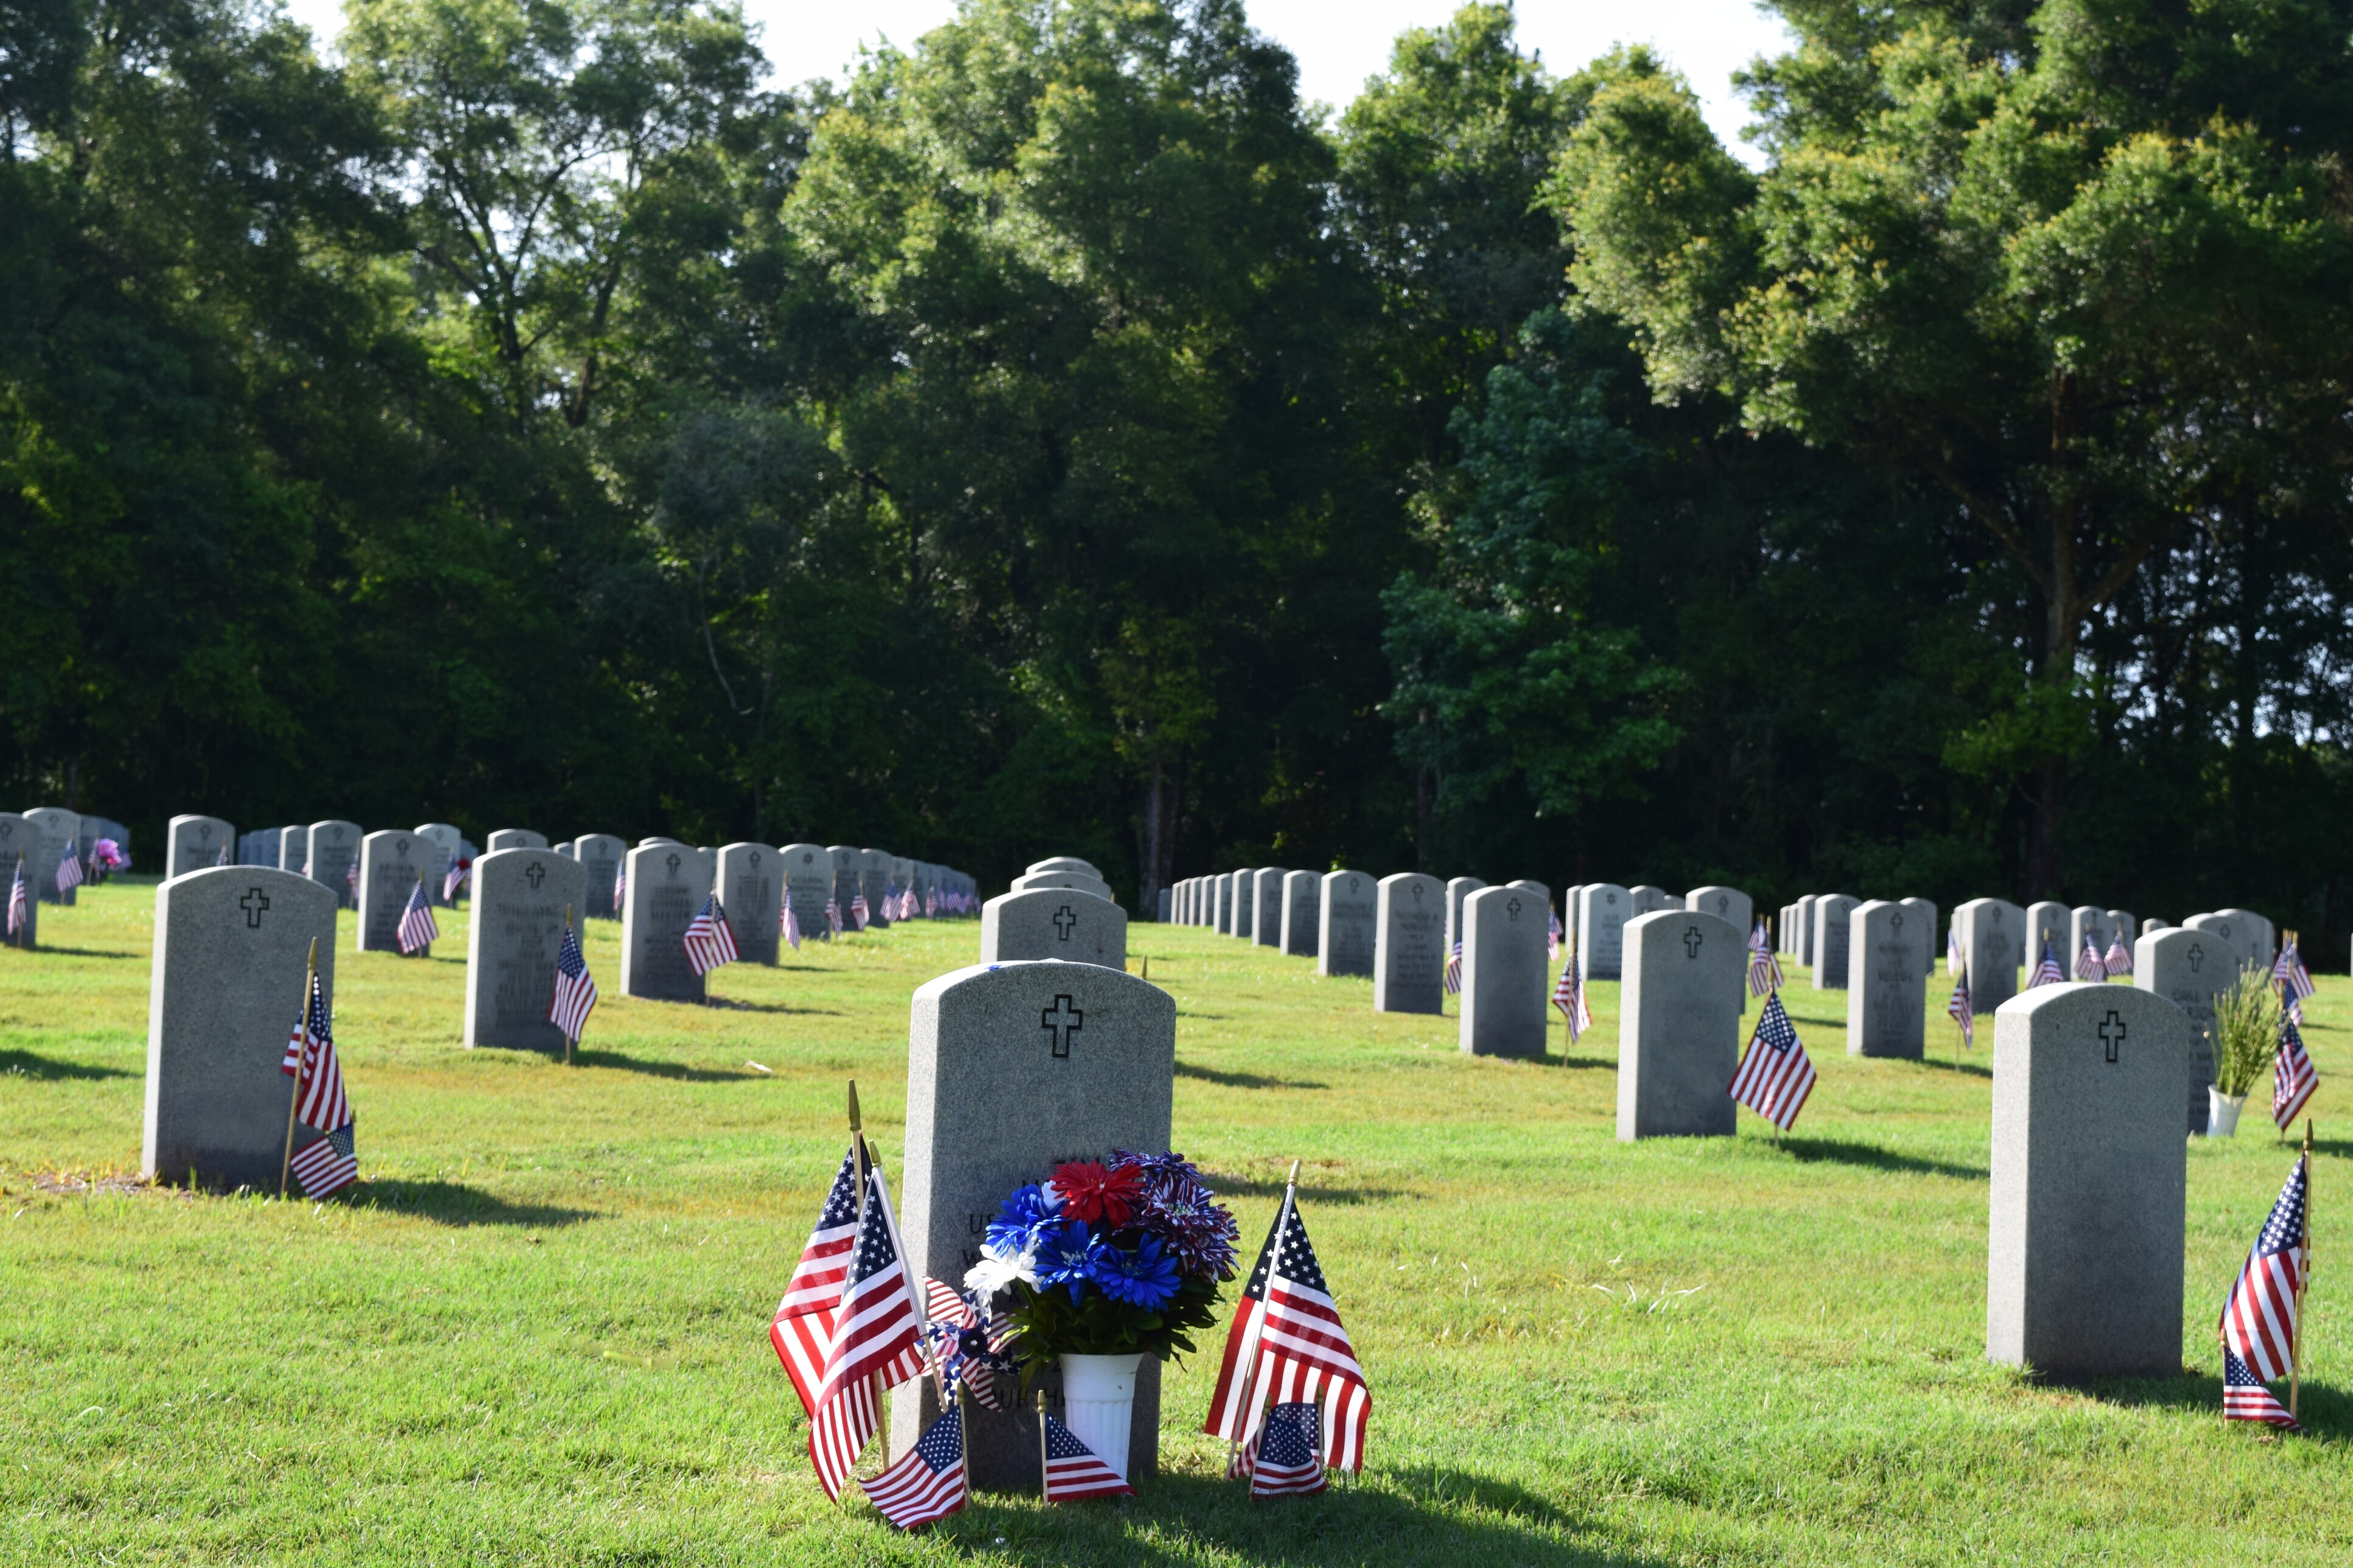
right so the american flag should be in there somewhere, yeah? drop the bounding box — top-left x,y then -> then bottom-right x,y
444,857 -> 468,903
398,879 -> 439,955
806,1166 -> 927,1501
1947,922 -> 1963,974
2103,930 -> 2132,977
2273,1019 -> 2318,1131
771,1148 -> 860,1415
1552,945 -> 1592,1041
55,835 -> 83,893
782,898 -> 802,950
2273,937 -> 2315,1024
2222,1346 -> 2300,1430
682,894 -> 739,975
1443,939 -> 1462,996
826,897 -> 843,936
1946,961 -> 1974,1049
6,856 -> 24,939
1547,906 -> 1563,961
1728,990 -> 1815,1132
1042,1410 -> 1134,1499
343,860 -> 357,902
2074,936 -> 2105,981
850,891 -> 870,931
1747,920 -> 1783,998
612,862 -> 626,912
1203,1188 -> 1369,1472
280,971 -> 357,1197
1240,1401 -> 1327,1497
2220,1155 -> 2307,1383
860,1408 -> 967,1530
219,845 -> 232,867
549,922 -> 597,1045
2028,934 -> 2064,988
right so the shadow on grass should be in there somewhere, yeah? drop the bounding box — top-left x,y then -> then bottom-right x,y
0,1048 -> 136,1081
357,1179 -> 596,1228
572,1049 -> 770,1082
2072,1370 -> 2346,1438
948,1469 -> 1648,1567
16,945 -> 138,961
698,997 -> 843,1016
1771,1135 -> 1987,1182
1177,1061 -> 1328,1091
1200,1170 -> 1409,1205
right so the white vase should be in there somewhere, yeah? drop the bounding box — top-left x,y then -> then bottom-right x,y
2207,1087 -> 2245,1138
1058,1351 -> 1142,1481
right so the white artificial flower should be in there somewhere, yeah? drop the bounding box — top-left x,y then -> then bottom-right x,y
963,1239 -> 1037,1295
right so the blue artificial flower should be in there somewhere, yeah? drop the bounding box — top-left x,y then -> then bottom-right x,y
986,1183 -> 1061,1254
1033,1221 -> 1107,1304
1089,1233 -> 1182,1311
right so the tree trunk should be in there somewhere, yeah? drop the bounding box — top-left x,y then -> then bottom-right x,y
1140,742 -> 1166,917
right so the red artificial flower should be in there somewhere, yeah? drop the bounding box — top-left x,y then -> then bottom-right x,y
1050,1160 -> 1143,1226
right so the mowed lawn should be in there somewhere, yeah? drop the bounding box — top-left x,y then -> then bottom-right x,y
2,883 -> 2348,1566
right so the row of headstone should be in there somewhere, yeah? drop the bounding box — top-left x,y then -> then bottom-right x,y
1168,867 -> 1380,977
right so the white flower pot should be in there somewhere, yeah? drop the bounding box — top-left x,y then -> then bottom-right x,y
1058,1351 -> 1141,1480
2207,1087 -> 2246,1138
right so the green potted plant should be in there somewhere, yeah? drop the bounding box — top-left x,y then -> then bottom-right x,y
2208,967 -> 2279,1137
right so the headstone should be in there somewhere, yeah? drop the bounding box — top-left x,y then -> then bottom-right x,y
553,841 -> 574,858
1215,872 -> 1234,934
463,849 -> 587,1051
572,834 -> 625,920
142,866 -> 340,1189
1955,898 -> 2023,1014
1232,869 -> 1256,940
892,960 -> 1175,1489
860,849 -> 892,927
1811,895 -> 1859,989
1794,895 -> 1817,964
415,823 -> 463,906
357,830 -> 441,954
167,815 -> 235,880
1373,872 -> 1445,1014
1253,868 -> 1287,948
2134,928 -> 2237,1135
1629,884 -> 1673,917
1616,909 -> 1742,1140
1562,884 -> 1584,949
2211,909 -> 2276,972
0,813 -> 40,947
2105,911 -> 2136,950
26,806 -> 81,905
299,821 -> 359,908
1317,870 -> 1375,978
1012,869 -> 1118,903
1443,877 -> 1484,960
2143,918 -> 2169,933
1987,984 -> 2187,1377
1845,900 -> 1926,1058
620,843 -> 710,1001
244,827 -> 284,869
1902,897 -> 1937,976
276,825 -> 311,877
487,828 -> 548,853
1576,884 -> 1630,979
1459,883 -> 1549,1058
1155,885 -> 1170,924
779,842 -> 833,941
2024,900 -> 2069,969
1276,870 -> 1319,957
1026,857 -> 1101,878
2067,906 -> 2107,971
718,843 -> 782,965
980,889 -> 1126,968
1685,886 -> 1753,937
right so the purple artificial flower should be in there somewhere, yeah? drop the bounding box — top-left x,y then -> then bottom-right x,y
1110,1150 -> 1238,1279
1033,1221 -> 1108,1304
1089,1233 -> 1181,1310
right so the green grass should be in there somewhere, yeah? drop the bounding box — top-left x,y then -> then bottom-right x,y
2,883 -> 2348,1566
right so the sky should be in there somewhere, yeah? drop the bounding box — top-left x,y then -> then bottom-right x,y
281,0 -> 1793,161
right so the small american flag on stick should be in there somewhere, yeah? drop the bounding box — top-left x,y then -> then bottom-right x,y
2103,931 -> 2132,977
397,878 -> 438,955
683,894 -> 738,975
1728,990 -> 1815,1132
279,965 -> 357,1197
2223,1346 -> 2300,1430
2219,1153 -> 2307,1385
1040,1405 -> 1134,1500
2272,1020 -> 2318,1131
1946,961 -> 1974,1050
1443,940 -> 1462,996
549,916 -> 597,1049
1240,1401 -> 1327,1497
6,856 -> 24,940
2027,934 -> 2064,989
860,1407 -> 967,1529
1204,1171 -> 1369,1475
1552,942 -> 1591,1041
771,1147 -> 861,1415
1747,919 -> 1783,998
806,1165 -> 927,1501
2273,934 -> 2315,1024
55,836 -> 83,894
2074,936 -> 2105,981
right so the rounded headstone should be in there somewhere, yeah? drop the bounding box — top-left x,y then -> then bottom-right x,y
0,813 -> 43,947
1252,867 -> 1288,948
1011,869 -> 1118,903
980,887 -> 1126,968
1810,895 -> 1860,990
305,821 -> 362,908
1278,869 -> 1320,958
486,828 -> 549,853
620,842 -> 710,1001
2133,926 -> 2239,1134
718,842 -> 782,965
1373,872 -> 1445,1014
1317,870 -> 1375,978
167,814 -> 236,880
1616,909 -> 1744,1139
1443,877 -> 1484,960
1955,897 -> 2024,1014
1574,885 -> 1630,981
1026,856 -> 1102,879
572,834 -> 626,920
1846,900 -> 1926,1058
357,830 -> 441,954
26,806 -> 80,905
779,842 -> 834,940
1460,883 -> 1549,1058
464,848 -> 588,1050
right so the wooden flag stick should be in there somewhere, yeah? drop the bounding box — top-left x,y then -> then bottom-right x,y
1224,1160 -> 1300,1478
1037,1388 -> 1050,1499
2290,1118 -> 2313,1420
279,937 -> 319,1199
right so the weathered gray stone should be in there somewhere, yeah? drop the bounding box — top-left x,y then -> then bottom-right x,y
487,828 -> 548,853
2134,927 -> 2242,1134
1444,877 -> 1484,961
463,849 -> 587,1051
1903,897 -> 1938,976
1846,900 -> 1926,1058
2105,911 -> 2136,950
825,845 -> 861,924
1374,872 -> 1446,1014
572,834 -> 625,920
778,842 -> 833,942
1811,895 -> 1859,989
1232,869 -> 1257,940
277,825 -> 310,877
1012,869 -> 1118,903
1156,886 -> 1170,922
2200,909 -> 2275,974
1317,870 -> 1375,978
1252,867 -> 1287,948
142,866 -> 338,1189
2025,901 -> 2069,970
1629,884 -> 1674,917
1562,884 -> 1585,950
621,842 -> 710,1001
244,827 -> 284,869
26,806 -> 80,905
1616,909 -> 1743,1140
1794,895 -> 1816,964
0,813 -> 41,947
2066,906 -> 2107,973
718,843 -> 782,965
1278,870 -> 1319,958
980,887 -> 1126,968
414,824 -> 463,906
892,960 -> 1175,1489
1026,857 -> 1102,879
1460,883 -> 1549,1058
357,830 -> 440,954
1955,898 -> 2023,1015
304,821 -> 360,908
1215,872 -> 1234,934
167,815 -> 236,880
1987,983 -> 2187,1378
1685,886 -> 1753,936
1576,884 -> 1631,981
859,849 -> 892,928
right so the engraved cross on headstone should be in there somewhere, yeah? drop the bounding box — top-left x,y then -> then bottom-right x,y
525,861 -> 545,889
240,888 -> 270,928
1040,994 -> 1084,1059
2187,943 -> 2205,973
1682,924 -> 1704,959
665,852 -> 681,876
2098,1009 -> 2127,1064
1052,904 -> 1078,940
1506,896 -> 1523,922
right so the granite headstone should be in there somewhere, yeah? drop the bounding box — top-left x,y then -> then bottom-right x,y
1373,872 -> 1445,1014
620,843 -> 710,1001
1845,900 -> 1926,1058
980,888 -> 1126,968
464,848 -> 587,1050
1317,870 -> 1375,978
1459,883 -> 1549,1058
1616,909 -> 1742,1140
